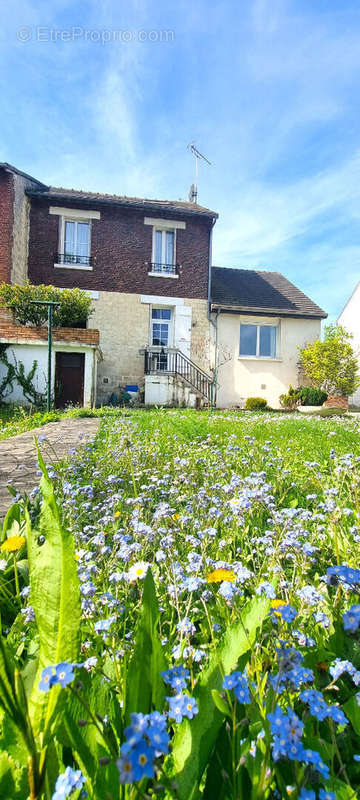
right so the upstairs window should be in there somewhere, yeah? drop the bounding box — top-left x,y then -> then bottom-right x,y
50,206 -> 100,270
64,220 -> 90,264
154,229 -> 175,269
239,324 -> 277,358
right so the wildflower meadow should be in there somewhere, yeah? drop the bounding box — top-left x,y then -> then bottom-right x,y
1,408 -> 360,800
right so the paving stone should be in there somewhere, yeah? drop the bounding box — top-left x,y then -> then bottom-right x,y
0,418 -> 100,519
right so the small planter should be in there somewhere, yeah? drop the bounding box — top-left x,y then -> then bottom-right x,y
322,395 -> 348,410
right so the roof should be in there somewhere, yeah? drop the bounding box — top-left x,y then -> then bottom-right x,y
0,162 -> 48,189
26,185 -> 218,220
211,267 -> 327,319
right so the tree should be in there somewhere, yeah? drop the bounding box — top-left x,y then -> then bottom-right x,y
299,324 -> 360,397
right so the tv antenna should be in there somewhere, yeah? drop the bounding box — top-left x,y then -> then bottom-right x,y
187,143 -> 211,204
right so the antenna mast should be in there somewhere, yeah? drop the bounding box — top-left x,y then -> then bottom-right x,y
187,143 -> 211,204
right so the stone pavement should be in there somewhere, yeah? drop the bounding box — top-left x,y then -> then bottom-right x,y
0,418 -> 100,519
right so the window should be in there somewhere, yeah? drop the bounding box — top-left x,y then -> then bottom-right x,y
151,308 -> 172,346
64,220 -> 90,264
50,206 -> 100,269
239,324 -> 277,358
154,229 -> 175,267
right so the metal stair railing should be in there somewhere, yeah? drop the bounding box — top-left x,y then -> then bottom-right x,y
144,346 -> 214,405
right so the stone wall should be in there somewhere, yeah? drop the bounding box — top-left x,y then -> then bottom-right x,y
90,292 -> 211,403
0,170 -> 13,284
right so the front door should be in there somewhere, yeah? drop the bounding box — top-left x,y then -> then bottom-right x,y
55,352 -> 85,408
151,308 -> 172,370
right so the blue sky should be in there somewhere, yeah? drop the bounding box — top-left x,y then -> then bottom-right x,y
1,0 -> 360,322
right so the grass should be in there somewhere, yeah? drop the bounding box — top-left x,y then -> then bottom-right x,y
0,404 -> 129,441
3,407 -> 360,797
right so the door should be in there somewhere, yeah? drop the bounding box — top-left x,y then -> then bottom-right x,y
151,308 -> 172,370
55,352 -> 85,408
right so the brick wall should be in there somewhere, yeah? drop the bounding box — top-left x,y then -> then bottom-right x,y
0,318 -> 99,346
0,171 -> 14,284
28,198 -> 212,299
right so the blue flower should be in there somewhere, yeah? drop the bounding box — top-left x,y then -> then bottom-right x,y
271,604 -> 297,623
343,604 -> 360,633
161,664 -> 190,691
52,767 -> 85,800
39,666 -> 56,692
223,670 -> 251,704
54,662 -> 76,688
167,693 -> 198,723
131,741 -> 156,781
298,789 -> 315,800
319,791 -> 336,800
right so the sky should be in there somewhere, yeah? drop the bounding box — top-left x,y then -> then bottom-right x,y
1,0 -> 360,323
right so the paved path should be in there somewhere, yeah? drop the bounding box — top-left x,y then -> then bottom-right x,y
0,418 -> 100,519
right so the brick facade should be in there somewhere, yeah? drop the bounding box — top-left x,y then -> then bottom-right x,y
0,171 -> 14,284
0,317 -> 99,346
28,198 -> 212,299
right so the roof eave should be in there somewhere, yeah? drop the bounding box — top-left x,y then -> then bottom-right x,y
0,162 -> 48,189
210,302 -> 327,319
25,190 -> 218,220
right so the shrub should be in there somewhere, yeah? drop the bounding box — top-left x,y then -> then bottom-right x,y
279,385 -> 301,410
299,324 -> 360,397
299,386 -> 328,406
0,282 -> 94,328
244,397 -> 267,410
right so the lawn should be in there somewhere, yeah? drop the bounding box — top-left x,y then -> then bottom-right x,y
1,409 -> 360,800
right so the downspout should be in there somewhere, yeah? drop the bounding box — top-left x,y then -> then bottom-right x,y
207,216 -> 218,408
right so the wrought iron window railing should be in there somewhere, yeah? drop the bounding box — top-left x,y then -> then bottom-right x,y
54,253 -> 94,266
148,262 -> 178,276
144,346 -> 214,405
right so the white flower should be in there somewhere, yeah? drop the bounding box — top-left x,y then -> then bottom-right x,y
127,561 -> 151,582
0,559 -> 7,571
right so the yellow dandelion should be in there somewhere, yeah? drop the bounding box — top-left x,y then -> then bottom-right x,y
0,536 -> 26,553
114,511 -> 121,518
207,568 -> 236,584
270,598 -> 286,618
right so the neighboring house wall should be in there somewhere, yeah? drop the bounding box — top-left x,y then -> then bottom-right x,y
11,173 -> 33,285
215,313 -> 321,409
28,198 -> 211,299
0,171 -> 14,283
91,292 -> 210,403
338,282 -> 360,406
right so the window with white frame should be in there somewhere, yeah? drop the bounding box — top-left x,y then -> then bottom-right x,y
50,207 -> 100,269
63,219 -> 91,264
153,228 -> 175,268
239,323 -> 278,358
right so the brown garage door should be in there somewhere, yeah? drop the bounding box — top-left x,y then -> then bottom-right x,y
55,352 -> 85,408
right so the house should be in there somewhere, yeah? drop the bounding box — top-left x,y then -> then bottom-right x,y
0,162 -> 327,408
211,268 -> 327,408
337,282 -> 360,407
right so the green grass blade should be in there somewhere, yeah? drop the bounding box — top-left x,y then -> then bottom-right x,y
25,445 -> 81,738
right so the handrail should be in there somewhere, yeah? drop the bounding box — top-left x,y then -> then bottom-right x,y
144,346 -> 214,404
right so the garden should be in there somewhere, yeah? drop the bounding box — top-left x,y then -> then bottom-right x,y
1,408 -> 360,800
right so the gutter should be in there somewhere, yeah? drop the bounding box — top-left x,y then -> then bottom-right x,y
210,302 -> 327,319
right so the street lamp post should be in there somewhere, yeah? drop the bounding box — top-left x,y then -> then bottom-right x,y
29,301 -> 60,412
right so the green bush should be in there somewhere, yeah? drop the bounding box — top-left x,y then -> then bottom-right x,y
0,282 -> 94,328
244,397 -> 267,410
279,385 -> 301,410
299,324 -> 360,397
299,386 -> 328,406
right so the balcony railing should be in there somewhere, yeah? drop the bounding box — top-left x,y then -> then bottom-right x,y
54,253 -> 94,267
148,262 -> 179,276
144,346 -> 214,405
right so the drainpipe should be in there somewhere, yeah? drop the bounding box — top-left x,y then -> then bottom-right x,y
207,217 -> 219,408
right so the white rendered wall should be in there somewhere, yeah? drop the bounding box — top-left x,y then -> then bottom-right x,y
0,342 -> 96,407
215,314 -> 321,409
338,281 -> 360,406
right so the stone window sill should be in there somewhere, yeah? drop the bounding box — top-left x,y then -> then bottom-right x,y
54,264 -> 93,271
238,356 -> 282,362
147,272 -> 179,279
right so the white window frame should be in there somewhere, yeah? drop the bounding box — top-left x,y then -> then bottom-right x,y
152,227 -> 176,266
144,217 -> 185,278
239,322 -> 280,360
50,207 -> 100,271
150,306 -> 173,347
